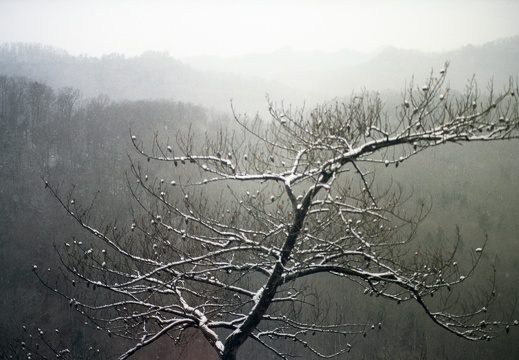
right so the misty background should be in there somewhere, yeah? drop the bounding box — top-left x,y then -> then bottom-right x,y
1,0 -> 519,359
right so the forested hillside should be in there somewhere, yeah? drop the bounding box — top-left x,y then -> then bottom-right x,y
1,39 -> 519,359
0,75 -> 224,358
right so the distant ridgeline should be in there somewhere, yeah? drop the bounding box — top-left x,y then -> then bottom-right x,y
1,37 -> 518,109
0,43 -> 301,113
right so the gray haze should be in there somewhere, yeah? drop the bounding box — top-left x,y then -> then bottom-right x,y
1,1 -> 519,359
1,0 -> 519,58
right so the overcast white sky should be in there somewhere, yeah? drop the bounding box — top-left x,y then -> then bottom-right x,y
1,0 -> 519,58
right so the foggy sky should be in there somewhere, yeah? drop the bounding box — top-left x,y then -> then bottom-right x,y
1,0 -> 519,58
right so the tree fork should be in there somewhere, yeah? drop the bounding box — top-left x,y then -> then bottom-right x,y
221,172 -> 333,359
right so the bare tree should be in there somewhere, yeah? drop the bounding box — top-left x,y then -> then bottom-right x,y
38,65 -> 519,360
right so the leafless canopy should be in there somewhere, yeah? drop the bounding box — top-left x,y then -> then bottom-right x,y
38,65 -> 519,360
